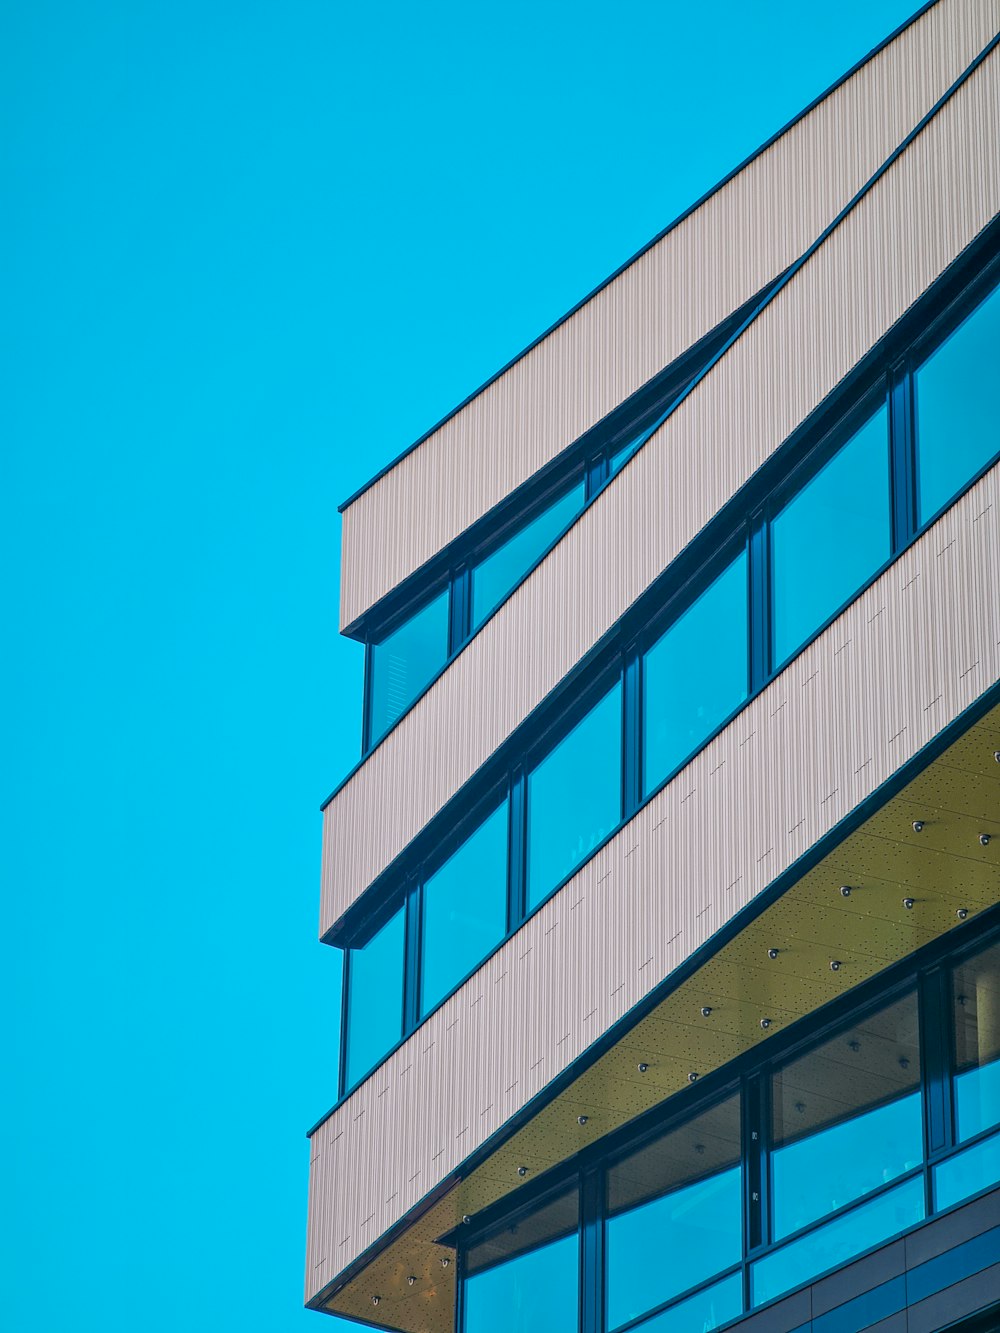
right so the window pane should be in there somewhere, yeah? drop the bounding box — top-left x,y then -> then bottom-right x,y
606,1095 -> 742,1331
631,1273 -> 743,1333
643,550 -> 748,794
916,281 -> 1000,524
345,905 -> 405,1088
464,1191 -> 579,1333
471,481 -> 586,629
369,588 -> 450,745
421,801 -> 509,1016
771,406 -> 890,668
934,1128 -> 1000,1212
752,1176 -> 924,1307
609,428 -> 650,476
952,938 -> 1000,1142
771,993 -> 921,1241
526,682 -> 622,911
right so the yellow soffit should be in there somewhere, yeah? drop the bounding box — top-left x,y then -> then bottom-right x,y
324,704 -> 1000,1333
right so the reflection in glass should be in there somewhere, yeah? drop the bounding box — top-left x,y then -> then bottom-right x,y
464,1191 -> 578,1333
634,1273 -> 743,1333
752,1176 -> 924,1307
606,1095 -> 742,1331
345,905 -> 405,1088
952,939 -> 1000,1141
771,993 -> 921,1240
916,281 -> 1000,524
369,588 -> 450,745
421,801 -> 509,1016
643,550 -> 748,795
526,682 -> 622,910
935,1129 -> 1000,1212
609,428 -> 652,477
771,405 -> 890,667
471,481 -> 586,629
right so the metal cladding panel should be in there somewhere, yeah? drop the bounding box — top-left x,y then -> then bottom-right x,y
306,462 -> 1000,1305
338,0 -> 1000,629
320,43 -> 1000,935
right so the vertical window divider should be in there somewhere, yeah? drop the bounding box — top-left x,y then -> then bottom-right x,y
361,638 -> 373,754
623,647 -> 642,818
889,361 -> 917,552
450,565 -> 472,656
743,1073 -> 768,1266
581,1168 -> 604,1333
403,875 -> 422,1034
337,947 -> 351,1100
920,966 -> 953,1170
586,455 -> 608,500
508,766 -> 527,931
747,516 -> 769,694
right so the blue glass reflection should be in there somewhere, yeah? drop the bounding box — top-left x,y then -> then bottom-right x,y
643,550 -> 748,794
471,481 -> 586,629
916,281 -> 1000,524
955,1057 -> 1000,1142
752,1176 -> 924,1307
606,1166 -> 742,1330
463,1232 -> 578,1333
369,588 -> 450,745
772,1092 -> 922,1240
771,406 -> 890,668
526,682 -> 622,911
421,802 -> 509,1016
345,905 -> 405,1088
633,1273 -> 743,1333
609,428 -> 652,476
934,1128 -> 1000,1212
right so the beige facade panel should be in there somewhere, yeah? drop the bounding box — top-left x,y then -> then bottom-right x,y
338,0 -> 1000,629
307,460 -> 1000,1307
321,42 -> 1000,936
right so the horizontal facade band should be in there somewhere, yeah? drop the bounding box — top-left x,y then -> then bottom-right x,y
320,39 -> 1000,937
336,0 -> 999,630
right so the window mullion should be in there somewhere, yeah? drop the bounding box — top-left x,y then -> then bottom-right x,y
508,766 -> 527,930
450,566 -> 472,656
338,947 -> 351,1100
403,877 -> 422,1033
889,362 -> 917,551
920,966 -> 953,1162
581,1168 -> 603,1333
748,516 -> 769,694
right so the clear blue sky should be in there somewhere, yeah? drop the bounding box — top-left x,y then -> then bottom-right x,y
1,2 -> 922,1329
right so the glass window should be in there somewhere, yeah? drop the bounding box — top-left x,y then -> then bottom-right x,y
345,904 -> 405,1089
471,481 -> 586,630
369,588 -> 450,745
643,549 -> 748,794
421,800 -> 509,1017
915,280 -> 1000,524
752,1176 -> 924,1307
771,405 -> 890,668
463,1191 -> 579,1333
771,993 -> 921,1241
526,682 -> 622,911
934,1128 -> 1000,1212
605,1095 -> 742,1331
609,427 -> 651,476
632,1274 -> 743,1333
952,938 -> 1000,1142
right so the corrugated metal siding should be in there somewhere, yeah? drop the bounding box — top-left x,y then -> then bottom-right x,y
338,0 -> 1000,629
306,461 -> 1000,1303
321,41 -> 1000,935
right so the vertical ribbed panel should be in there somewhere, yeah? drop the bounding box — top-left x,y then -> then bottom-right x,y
307,463 -> 1000,1302
338,0 -> 1000,629
321,42 -> 1000,934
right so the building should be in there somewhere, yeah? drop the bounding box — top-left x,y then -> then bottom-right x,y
305,3 -> 1000,1330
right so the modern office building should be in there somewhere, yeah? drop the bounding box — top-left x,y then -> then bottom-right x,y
305,4 -> 1000,1330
